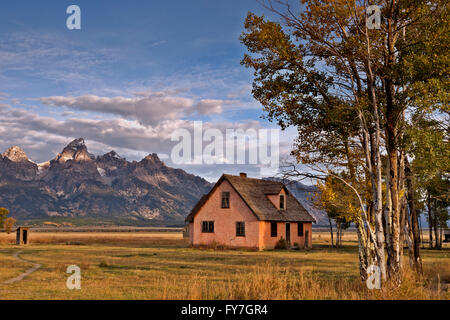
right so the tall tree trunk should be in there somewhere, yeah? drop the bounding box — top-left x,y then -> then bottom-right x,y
383,1 -> 402,283
363,17 -> 386,280
336,221 -> 341,248
419,218 -> 424,249
328,215 -> 334,248
403,218 -> 415,269
434,199 -> 440,249
399,202 -> 406,270
428,192 -> 433,248
405,158 -> 423,273
336,223 -> 340,248
358,111 -> 385,280
398,153 -> 406,270
385,160 -> 392,249
355,216 -> 376,282
385,101 -> 401,280
344,137 -> 356,183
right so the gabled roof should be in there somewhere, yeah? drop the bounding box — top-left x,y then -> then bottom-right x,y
186,174 -> 315,223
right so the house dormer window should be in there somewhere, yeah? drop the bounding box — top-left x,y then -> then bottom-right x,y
280,194 -> 285,210
221,192 -> 230,208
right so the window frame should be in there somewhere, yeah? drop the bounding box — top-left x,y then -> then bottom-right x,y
279,194 -> 285,210
221,192 -> 230,209
202,221 -> 215,233
270,222 -> 277,237
298,222 -> 304,237
236,221 -> 245,237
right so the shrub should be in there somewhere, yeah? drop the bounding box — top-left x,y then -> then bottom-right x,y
0,208 -> 8,229
4,217 -> 16,234
275,237 -> 289,250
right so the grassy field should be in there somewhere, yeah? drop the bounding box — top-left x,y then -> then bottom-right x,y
0,231 -> 448,300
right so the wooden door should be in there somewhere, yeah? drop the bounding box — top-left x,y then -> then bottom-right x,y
23,230 -> 28,244
285,223 -> 290,245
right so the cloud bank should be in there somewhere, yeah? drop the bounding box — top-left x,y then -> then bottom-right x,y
40,92 -> 232,126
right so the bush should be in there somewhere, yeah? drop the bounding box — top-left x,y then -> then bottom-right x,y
275,237 -> 289,250
0,208 -> 8,229
4,217 -> 16,234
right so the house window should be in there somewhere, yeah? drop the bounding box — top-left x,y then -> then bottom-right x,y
271,222 -> 277,237
221,192 -> 230,208
202,221 -> 214,233
298,222 -> 304,236
236,222 -> 245,237
280,194 -> 285,209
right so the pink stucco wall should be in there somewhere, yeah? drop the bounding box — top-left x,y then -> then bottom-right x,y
259,221 -> 312,249
190,180 -> 261,249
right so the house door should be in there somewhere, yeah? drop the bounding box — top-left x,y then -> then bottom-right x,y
285,223 -> 290,245
23,230 -> 28,244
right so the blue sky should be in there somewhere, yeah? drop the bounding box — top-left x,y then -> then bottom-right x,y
0,1 -> 298,181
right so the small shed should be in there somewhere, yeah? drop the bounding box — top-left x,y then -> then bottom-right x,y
16,227 -> 30,245
444,229 -> 450,243
182,225 -> 189,238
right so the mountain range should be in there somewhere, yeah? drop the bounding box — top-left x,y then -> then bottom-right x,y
0,138 -> 329,226
0,138 -> 213,226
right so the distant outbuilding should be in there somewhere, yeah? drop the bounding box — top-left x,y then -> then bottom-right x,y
16,227 -> 30,245
444,229 -> 450,243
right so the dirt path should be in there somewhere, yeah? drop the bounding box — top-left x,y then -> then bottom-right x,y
3,251 -> 42,284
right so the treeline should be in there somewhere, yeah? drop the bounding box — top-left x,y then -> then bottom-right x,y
241,0 -> 449,285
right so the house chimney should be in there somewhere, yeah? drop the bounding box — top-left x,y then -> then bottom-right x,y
240,172 -> 247,178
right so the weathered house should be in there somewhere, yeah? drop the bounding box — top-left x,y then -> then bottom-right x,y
185,173 -> 315,250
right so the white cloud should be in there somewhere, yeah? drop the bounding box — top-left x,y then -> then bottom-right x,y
193,99 -> 226,115
0,105 -> 269,165
40,92 -> 231,126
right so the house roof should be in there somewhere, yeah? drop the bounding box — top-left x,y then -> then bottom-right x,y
186,174 -> 316,223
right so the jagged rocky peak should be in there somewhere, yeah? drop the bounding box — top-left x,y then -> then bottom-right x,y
55,138 -> 95,163
143,153 -> 163,165
96,150 -> 127,169
101,150 -> 125,160
67,138 -> 86,149
2,146 -> 29,162
145,153 -> 160,160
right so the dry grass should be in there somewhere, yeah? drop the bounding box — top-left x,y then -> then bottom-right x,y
0,232 -> 183,246
157,263 -> 448,300
0,231 -> 448,300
